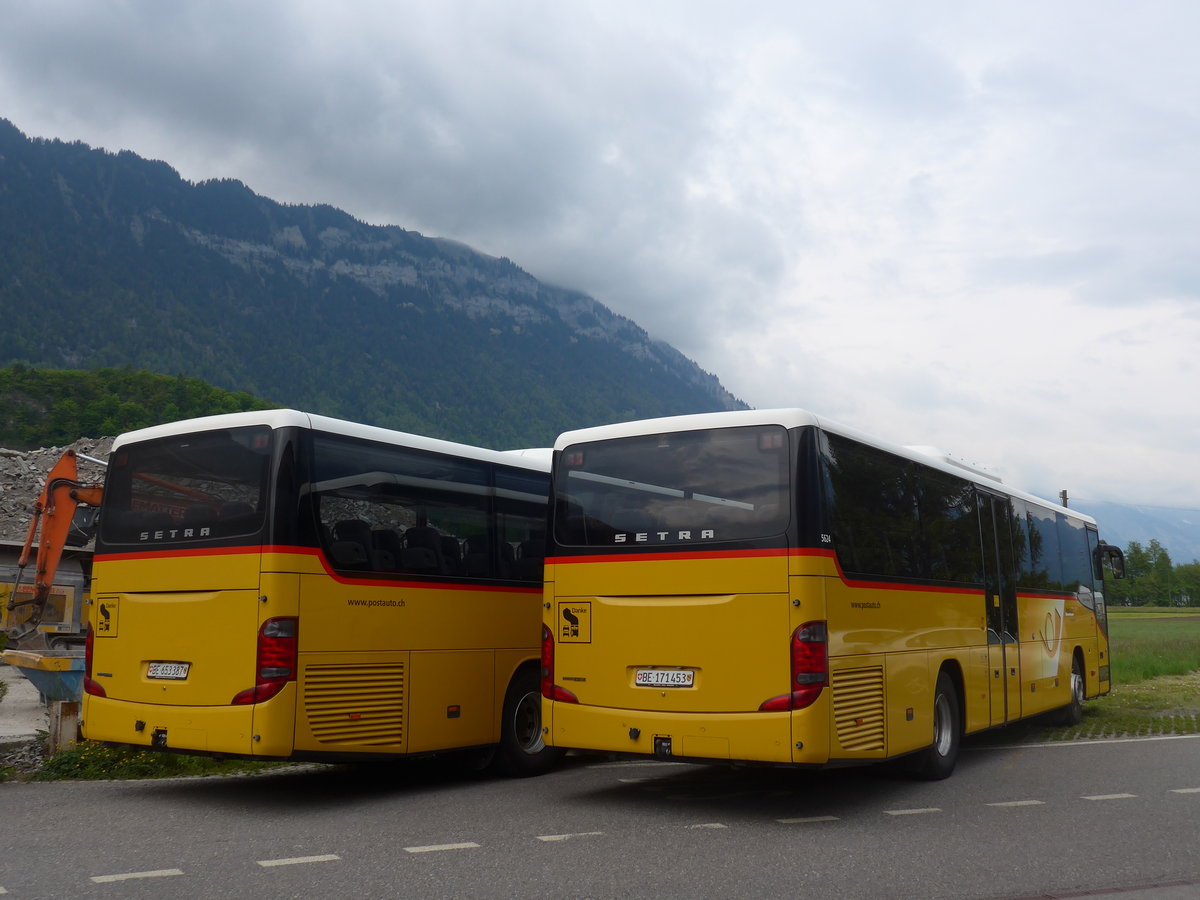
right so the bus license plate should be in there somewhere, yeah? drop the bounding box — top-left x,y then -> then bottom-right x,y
147,661 -> 190,680
635,668 -> 694,688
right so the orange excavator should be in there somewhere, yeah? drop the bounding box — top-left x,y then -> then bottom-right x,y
4,449 -> 104,645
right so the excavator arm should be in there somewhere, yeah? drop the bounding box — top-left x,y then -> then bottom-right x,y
6,449 -> 104,641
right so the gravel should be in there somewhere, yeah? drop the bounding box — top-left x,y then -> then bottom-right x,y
0,736 -> 49,778
0,438 -> 113,543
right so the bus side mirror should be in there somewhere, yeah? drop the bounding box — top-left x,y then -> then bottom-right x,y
1100,543 -> 1126,580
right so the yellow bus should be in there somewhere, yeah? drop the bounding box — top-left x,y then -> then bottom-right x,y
82,409 -> 560,775
541,409 -> 1124,778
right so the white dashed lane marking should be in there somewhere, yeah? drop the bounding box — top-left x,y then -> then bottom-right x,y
404,842 -> 481,854
987,800 -> 1045,807
537,832 -> 604,842
90,868 -> 184,884
257,854 -> 341,867
55,779 -> 1198,892
668,792 -> 747,800
589,761 -> 691,769
777,816 -> 839,824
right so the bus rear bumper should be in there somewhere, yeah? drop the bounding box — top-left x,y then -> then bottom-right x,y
546,701 -> 829,765
81,693 -> 288,757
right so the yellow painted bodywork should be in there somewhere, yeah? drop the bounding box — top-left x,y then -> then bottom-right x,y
81,548 -> 541,759
544,550 -> 1106,767
1,649 -> 79,671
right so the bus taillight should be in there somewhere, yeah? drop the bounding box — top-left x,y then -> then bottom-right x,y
232,616 -> 299,705
759,621 -> 828,711
541,623 -> 578,703
83,623 -> 106,697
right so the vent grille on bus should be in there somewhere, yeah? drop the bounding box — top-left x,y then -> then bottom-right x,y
303,663 -> 405,746
832,666 -> 886,752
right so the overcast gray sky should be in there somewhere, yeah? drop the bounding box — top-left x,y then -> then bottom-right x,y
2,0 -> 1197,507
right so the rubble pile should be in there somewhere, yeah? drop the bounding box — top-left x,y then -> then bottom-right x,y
0,735 -> 48,777
0,438 -> 114,543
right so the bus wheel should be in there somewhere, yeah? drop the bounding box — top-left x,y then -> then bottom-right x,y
907,670 -> 961,781
493,668 -> 563,778
1057,654 -> 1085,726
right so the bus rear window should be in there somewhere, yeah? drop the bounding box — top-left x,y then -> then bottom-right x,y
99,426 -> 272,546
554,425 -> 790,547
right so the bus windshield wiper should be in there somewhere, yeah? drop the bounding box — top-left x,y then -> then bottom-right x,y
566,470 -> 754,510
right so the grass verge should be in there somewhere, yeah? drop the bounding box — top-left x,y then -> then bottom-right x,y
983,669 -> 1200,745
983,610 -> 1200,744
30,741 -> 285,781
1,733 -> 286,782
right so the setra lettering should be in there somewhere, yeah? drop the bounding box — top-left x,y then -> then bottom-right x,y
611,529 -> 718,544
139,526 -> 211,542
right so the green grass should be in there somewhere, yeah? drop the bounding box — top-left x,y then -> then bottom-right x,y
1108,613 -> 1200,682
30,740 -> 286,781
1109,606 -> 1200,618
992,611 -> 1200,743
997,671 -> 1200,743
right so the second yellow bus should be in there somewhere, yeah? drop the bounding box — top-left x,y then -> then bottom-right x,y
541,409 -> 1124,778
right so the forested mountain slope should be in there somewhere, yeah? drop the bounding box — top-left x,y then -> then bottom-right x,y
0,366 -> 273,449
0,119 -> 744,449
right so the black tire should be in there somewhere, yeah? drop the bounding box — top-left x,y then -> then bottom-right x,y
1057,653 -> 1085,726
492,667 -> 563,778
907,670 -> 961,781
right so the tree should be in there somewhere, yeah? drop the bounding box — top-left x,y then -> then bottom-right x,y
1174,562 -> 1200,607
1117,539 -> 1185,606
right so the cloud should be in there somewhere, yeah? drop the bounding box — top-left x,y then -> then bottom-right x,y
1,0 -> 1198,507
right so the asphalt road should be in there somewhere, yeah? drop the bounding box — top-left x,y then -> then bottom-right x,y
1,733 -> 1198,899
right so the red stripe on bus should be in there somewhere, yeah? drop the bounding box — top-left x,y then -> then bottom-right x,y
95,544 -> 541,594
549,547 -> 797,565
548,546 -> 986,595
94,546 -> 262,562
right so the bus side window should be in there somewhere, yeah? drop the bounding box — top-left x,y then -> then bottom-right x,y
330,519 -> 372,570
1020,505 -> 1063,591
1057,513 -> 1093,608
370,528 -> 405,570
497,467 -> 550,583
311,433 -> 491,577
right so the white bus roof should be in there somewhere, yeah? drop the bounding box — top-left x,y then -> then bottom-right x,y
113,409 -> 550,474
555,408 -> 1095,524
